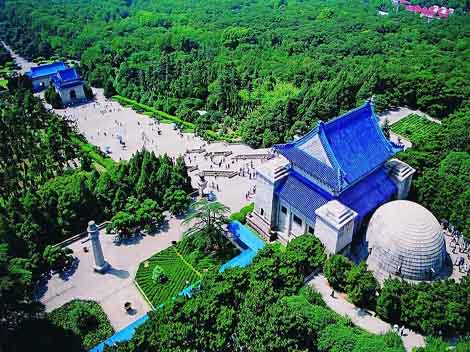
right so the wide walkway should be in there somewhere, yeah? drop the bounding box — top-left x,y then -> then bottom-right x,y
37,216 -> 185,330
308,274 -> 425,352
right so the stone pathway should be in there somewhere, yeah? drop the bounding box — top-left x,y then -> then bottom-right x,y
307,274 -> 425,352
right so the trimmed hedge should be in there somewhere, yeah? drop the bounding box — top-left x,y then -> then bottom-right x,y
229,203 -> 254,224
48,299 -> 114,350
70,135 -> 115,171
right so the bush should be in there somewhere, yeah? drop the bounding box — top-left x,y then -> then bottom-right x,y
299,286 -> 326,307
286,234 -> 326,276
48,300 -> 114,349
345,262 -> 378,309
44,86 -> 63,108
323,255 -> 352,291
152,265 -> 168,283
42,245 -> 73,272
229,203 -> 254,224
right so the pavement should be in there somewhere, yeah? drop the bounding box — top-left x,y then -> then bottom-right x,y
56,88 -> 268,212
37,216 -> 186,330
308,274 -> 426,352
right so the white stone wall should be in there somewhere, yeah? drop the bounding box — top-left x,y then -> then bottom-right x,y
254,173 -> 276,224
314,201 -> 357,254
57,84 -> 86,105
32,76 -> 53,91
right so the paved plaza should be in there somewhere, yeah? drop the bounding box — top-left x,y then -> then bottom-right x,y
57,88 -> 268,212
38,216 -> 187,330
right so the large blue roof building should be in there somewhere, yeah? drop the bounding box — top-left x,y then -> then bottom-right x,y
27,62 -> 86,105
248,101 -> 416,254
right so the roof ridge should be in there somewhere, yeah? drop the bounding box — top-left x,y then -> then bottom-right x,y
324,101 -> 371,128
31,61 -> 65,71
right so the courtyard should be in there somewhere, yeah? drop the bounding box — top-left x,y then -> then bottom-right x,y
37,216 -> 186,330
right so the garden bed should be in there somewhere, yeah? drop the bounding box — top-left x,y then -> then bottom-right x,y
391,114 -> 441,143
48,299 -> 114,350
135,232 -> 239,307
135,246 -> 202,307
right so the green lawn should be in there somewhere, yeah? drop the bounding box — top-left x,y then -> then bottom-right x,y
70,135 -> 115,171
135,246 -> 202,308
391,114 -> 441,143
0,79 -> 7,89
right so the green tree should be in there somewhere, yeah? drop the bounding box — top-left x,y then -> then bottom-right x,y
42,245 -> 73,272
163,188 -> 190,215
376,278 -> 405,323
323,254 -> 353,291
345,262 -> 378,308
183,200 -> 229,251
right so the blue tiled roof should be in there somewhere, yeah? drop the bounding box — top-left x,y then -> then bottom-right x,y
276,146 -> 341,191
322,102 -> 400,183
339,167 -> 397,222
275,102 -> 402,189
275,172 -> 332,222
28,62 -> 68,79
52,68 -> 83,89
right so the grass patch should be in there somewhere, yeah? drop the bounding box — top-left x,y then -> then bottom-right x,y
135,231 -> 239,307
391,114 -> 441,143
70,135 -> 115,171
0,79 -> 7,88
48,299 -> 114,350
135,246 -> 202,307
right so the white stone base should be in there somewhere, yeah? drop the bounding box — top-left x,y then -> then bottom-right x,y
93,261 -> 110,274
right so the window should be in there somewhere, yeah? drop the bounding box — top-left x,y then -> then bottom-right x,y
308,226 -> 314,234
281,206 -> 287,214
260,208 -> 264,216
293,215 -> 302,226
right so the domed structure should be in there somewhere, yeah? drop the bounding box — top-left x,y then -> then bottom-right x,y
366,200 -> 447,282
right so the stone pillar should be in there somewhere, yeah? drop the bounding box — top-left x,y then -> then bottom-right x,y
197,174 -> 208,197
88,221 -> 109,273
384,159 -> 416,200
314,200 -> 357,254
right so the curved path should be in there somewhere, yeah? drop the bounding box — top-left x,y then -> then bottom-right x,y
307,274 -> 425,352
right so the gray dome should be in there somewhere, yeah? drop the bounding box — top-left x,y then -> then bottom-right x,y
366,200 -> 447,282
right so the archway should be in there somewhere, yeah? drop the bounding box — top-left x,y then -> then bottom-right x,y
70,89 -> 77,100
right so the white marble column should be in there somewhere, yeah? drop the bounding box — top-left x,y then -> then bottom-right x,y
88,220 -> 109,273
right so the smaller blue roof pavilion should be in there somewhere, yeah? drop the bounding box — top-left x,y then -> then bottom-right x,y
27,61 -> 84,97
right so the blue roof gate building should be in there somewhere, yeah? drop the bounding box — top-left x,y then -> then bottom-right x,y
248,101 -> 416,255
27,61 -> 86,105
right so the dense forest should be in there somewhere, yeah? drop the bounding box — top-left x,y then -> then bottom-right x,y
1,0 -> 469,147
1,0 -> 468,238
0,85 -> 193,350
1,0 -> 469,350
